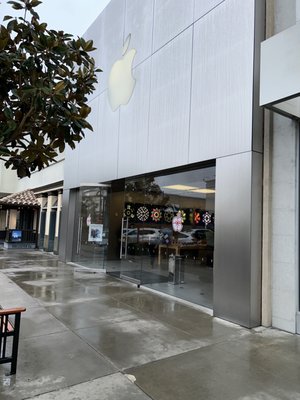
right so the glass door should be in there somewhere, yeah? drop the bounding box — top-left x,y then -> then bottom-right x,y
72,185 -> 109,269
119,177 -> 146,284
105,164 -> 215,309
142,167 -> 215,307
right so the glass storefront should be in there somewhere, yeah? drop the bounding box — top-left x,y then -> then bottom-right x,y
71,166 -> 215,307
107,165 -> 216,308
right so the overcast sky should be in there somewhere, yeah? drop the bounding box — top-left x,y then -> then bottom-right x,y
0,0 -> 111,36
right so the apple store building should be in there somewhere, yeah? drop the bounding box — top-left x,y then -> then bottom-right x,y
59,0 -> 265,329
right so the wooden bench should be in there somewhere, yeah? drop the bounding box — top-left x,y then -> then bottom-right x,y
0,307 -> 26,375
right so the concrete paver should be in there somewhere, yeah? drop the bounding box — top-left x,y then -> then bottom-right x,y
25,373 -> 152,400
0,249 -> 300,399
128,330 -> 300,400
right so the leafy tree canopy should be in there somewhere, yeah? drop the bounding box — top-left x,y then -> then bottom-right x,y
0,0 -> 100,177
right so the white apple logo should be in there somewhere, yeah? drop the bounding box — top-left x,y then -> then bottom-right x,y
108,34 -> 137,112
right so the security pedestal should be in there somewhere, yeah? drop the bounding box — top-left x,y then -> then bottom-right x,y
168,255 -> 184,284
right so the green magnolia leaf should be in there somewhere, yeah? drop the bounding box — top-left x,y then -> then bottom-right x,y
0,0 -> 101,178
0,147 -> 11,155
54,81 -> 66,92
31,0 -> 43,7
79,106 -> 91,119
7,1 -> 24,10
0,37 -> 9,50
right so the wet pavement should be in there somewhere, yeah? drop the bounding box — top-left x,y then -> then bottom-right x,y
0,250 -> 300,399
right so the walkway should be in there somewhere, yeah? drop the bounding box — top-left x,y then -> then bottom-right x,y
0,249 -> 299,399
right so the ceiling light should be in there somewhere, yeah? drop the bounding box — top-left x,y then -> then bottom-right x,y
162,185 -> 198,191
191,189 -> 216,194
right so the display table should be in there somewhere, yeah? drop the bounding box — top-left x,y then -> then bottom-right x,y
158,243 -> 204,265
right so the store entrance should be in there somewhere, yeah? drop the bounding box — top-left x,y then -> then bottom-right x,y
106,165 -> 216,308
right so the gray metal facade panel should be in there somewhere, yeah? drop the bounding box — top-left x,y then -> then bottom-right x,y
64,146 -> 79,190
59,189 -> 77,262
194,0 -> 224,21
152,0 -> 194,52
124,0 -> 154,68
252,0 -> 265,153
214,152 -> 253,327
146,27 -> 193,173
94,92 -> 120,183
85,0 -> 126,96
65,0 -> 260,186
67,91 -> 119,187
118,60 -> 152,177
189,0 -> 255,163
77,97 -> 101,185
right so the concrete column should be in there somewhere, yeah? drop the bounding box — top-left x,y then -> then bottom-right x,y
8,209 -> 17,229
53,190 -> 63,254
267,0 -> 299,334
37,195 -> 46,235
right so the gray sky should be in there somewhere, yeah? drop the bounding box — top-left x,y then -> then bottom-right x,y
0,0 -> 111,36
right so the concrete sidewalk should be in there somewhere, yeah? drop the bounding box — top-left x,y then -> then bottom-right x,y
0,250 -> 300,400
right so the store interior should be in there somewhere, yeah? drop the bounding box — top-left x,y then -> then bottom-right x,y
72,165 -> 216,309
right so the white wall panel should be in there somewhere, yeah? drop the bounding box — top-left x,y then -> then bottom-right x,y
118,60 -> 151,178
189,0 -> 254,162
77,97 -> 101,184
147,28 -> 193,172
85,0 -> 125,96
194,0 -> 224,21
17,160 -> 65,191
125,0 -> 154,67
153,0 -> 194,52
0,163 -> 18,194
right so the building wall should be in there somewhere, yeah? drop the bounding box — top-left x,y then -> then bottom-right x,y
0,162 -> 18,196
268,0 -> 299,333
0,152 -> 64,196
63,0 -> 260,188
60,0 -> 265,328
16,154 -> 64,193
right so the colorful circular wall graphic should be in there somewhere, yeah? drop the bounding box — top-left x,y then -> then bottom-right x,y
193,211 -> 201,224
151,208 -> 161,222
164,210 -> 174,223
172,212 -> 183,232
124,204 -> 135,219
136,206 -> 149,222
203,211 -> 211,225
179,210 -> 186,223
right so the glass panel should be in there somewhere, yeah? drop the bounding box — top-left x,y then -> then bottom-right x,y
119,177 -> 146,284
105,165 -> 215,308
143,167 -> 215,307
72,186 -> 109,269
